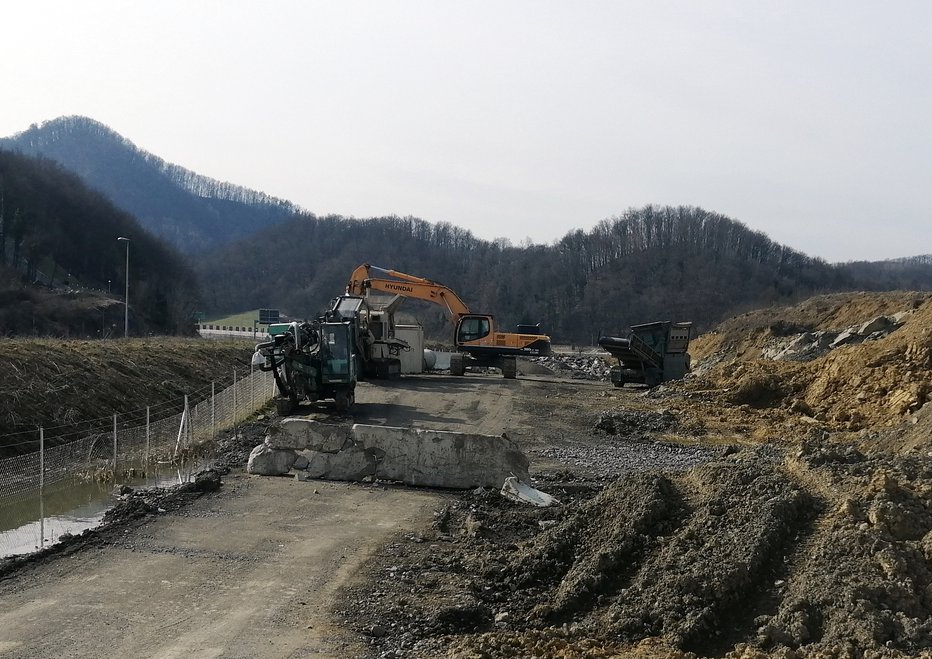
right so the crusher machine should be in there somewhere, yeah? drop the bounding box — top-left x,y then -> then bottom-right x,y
598,321 -> 692,387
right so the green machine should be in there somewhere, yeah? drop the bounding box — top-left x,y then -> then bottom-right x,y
598,321 -> 692,388
253,319 -> 358,414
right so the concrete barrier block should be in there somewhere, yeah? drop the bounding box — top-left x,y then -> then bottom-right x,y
348,424 -> 530,489
247,443 -> 297,475
270,418 -> 349,451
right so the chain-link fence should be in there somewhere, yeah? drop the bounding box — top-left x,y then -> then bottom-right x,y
0,368 -> 276,557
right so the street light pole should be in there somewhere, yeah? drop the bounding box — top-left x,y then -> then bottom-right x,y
117,237 -> 130,338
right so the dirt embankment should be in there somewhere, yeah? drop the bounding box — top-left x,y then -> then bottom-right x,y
663,292 -> 932,448
0,338 -> 255,454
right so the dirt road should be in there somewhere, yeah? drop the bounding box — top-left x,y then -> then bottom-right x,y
0,475 -> 442,658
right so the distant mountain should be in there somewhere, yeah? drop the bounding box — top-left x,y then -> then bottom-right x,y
195,205 -> 932,344
0,150 -> 199,336
0,116 -> 298,253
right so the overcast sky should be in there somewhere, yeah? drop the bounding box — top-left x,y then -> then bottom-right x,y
2,1 -> 930,262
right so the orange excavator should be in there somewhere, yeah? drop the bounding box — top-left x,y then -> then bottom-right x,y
346,264 -> 551,378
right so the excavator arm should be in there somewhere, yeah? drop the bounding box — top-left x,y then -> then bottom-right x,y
346,263 -> 472,322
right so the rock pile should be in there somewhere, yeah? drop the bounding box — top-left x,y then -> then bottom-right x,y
760,312 -> 910,362
531,355 -> 611,380
594,409 -> 678,436
678,295 -> 932,437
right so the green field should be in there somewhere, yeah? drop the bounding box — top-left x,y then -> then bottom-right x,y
202,310 -> 266,327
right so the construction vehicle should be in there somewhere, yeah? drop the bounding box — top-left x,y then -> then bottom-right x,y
252,316 -> 359,414
598,321 -> 692,387
327,293 -> 410,379
346,264 -> 551,379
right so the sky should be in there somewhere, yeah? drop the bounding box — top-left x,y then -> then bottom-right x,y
1,1 -> 930,262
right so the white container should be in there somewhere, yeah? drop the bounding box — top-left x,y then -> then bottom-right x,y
396,324 -> 425,374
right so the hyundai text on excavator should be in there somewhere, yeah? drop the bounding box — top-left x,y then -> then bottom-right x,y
346,264 -> 551,379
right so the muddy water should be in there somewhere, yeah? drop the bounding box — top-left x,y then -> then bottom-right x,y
0,460 -> 202,558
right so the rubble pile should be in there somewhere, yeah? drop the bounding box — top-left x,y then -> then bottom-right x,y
759,312 -> 909,362
531,354 -> 611,380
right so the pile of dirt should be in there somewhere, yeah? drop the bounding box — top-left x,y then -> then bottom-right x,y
339,441 -> 932,658
594,409 -> 679,436
689,292 -> 931,364
668,292 -> 932,446
0,338 -> 256,454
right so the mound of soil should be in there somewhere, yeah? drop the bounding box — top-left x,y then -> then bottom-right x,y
668,293 -> 932,447
339,441 -> 932,658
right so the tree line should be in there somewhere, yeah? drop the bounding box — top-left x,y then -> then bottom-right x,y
194,205 -> 932,345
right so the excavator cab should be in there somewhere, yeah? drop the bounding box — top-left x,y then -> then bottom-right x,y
456,315 -> 491,343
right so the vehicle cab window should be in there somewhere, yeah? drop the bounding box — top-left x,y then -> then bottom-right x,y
458,316 -> 490,343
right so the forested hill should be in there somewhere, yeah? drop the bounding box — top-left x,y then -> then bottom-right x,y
0,116 -> 297,254
194,205 -> 932,344
0,150 -> 198,335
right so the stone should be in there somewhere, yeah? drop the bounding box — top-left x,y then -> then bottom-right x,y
858,315 -> 892,336
192,469 -> 222,492
246,443 -> 297,475
830,330 -> 860,349
291,424 -> 530,489
303,444 -> 376,481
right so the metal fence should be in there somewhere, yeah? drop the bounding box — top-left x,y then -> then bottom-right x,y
0,368 -> 276,556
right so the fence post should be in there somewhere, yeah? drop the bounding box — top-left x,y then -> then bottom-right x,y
39,426 -> 44,549
251,361 -> 255,412
174,395 -> 189,460
145,406 -> 150,467
112,414 -> 118,481
211,381 -> 216,439
232,369 -> 238,437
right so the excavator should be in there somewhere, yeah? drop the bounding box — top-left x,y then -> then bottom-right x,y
346,264 -> 551,379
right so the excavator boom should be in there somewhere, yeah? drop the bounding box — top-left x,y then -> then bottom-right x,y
346,263 -> 472,322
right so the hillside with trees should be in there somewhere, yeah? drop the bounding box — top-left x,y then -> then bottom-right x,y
0,116 -> 298,253
194,205 -> 932,345
4,115 -> 929,344
0,149 -> 198,336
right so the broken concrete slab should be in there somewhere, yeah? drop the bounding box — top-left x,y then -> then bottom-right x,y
500,477 -> 560,507
246,443 -> 297,476
830,330 -> 862,349
346,424 -> 530,488
268,418 -> 349,451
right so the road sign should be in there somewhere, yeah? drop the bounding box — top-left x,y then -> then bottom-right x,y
259,309 -> 280,324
